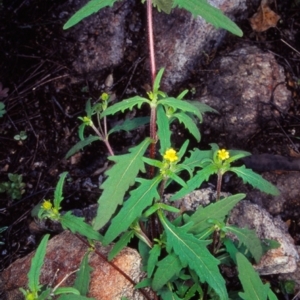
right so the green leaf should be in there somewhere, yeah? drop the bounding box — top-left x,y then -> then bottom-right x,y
65,136 -> 101,159
152,252 -> 183,291
182,148 -> 213,171
173,112 -> 200,142
153,68 -> 165,93
153,0 -> 174,13
174,0 -> 243,37
267,289 -> 278,300
54,172 -> 68,210
159,212 -> 227,300
224,225 -> 263,263
61,212 -> 103,241
58,295 -> 95,300
108,230 -> 135,261
187,194 -> 246,235
101,96 -> 151,117
63,0 -> 117,29
147,244 -> 162,277
158,98 -> 203,120
28,234 -> 50,292
186,100 -> 218,119
157,105 -> 171,154
103,176 -> 162,244
108,117 -> 149,135
237,252 -> 270,300
230,166 -> 280,196
74,252 -> 93,296
223,238 -> 239,264
54,287 -> 80,295
93,138 -> 152,230
171,163 -> 217,200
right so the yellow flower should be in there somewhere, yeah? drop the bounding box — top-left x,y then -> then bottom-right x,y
42,200 -> 52,211
163,148 -> 178,162
218,149 -> 230,161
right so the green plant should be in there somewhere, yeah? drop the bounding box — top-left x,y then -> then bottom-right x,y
0,101 -> 6,117
14,130 -> 27,141
0,173 -> 26,200
0,226 -> 8,245
20,234 -> 95,300
29,0 -> 282,299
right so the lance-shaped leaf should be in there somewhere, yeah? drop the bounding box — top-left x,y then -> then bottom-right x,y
237,252 -> 270,300
65,136 -> 101,159
101,96 -> 151,117
108,117 -> 149,135
63,0 -> 118,29
171,163 -> 217,200
159,213 -> 227,300
224,225 -> 263,263
61,212 -> 103,241
185,101 -> 218,121
93,138 -> 151,230
182,148 -> 213,171
158,98 -> 202,120
74,252 -> 93,296
230,166 -> 280,196
187,194 -> 246,235
103,176 -> 161,244
147,244 -> 162,277
152,252 -> 183,291
157,105 -> 171,154
28,234 -> 50,293
174,0 -> 243,37
54,172 -> 68,210
173,112 -> 200,142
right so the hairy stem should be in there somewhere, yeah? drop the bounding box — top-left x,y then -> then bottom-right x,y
216,170 -> 222,201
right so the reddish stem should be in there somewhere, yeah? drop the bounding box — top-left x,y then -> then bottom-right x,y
147,0 -> 156,85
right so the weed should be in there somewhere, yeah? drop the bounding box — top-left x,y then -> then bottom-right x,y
0,173 -> 26,200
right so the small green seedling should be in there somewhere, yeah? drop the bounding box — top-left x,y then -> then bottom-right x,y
0,173 -> 26,200
0,102 -> 6,117
14,130 -> 27,141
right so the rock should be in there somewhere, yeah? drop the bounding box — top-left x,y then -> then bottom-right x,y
228,200 -> 299,275
199,45 -> 291,148
0,231 -> 147,300
57,0 -> 136,75
153,0 -> 257,92
167,188 -> 298,275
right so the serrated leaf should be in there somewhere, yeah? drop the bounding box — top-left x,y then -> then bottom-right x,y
28,234 -> 50,292
174,0 -> 243,37
182,148 -> 213,171
152,252 -> 183,290
237,252 -> 270,300
108,230 -> 134,261
230,166 -> 280,196
54,287 -> 80,295
158,98 -> 202,120
153,0 -> 174,13
173,112 -> 200,142
74,252 -> 93,296
171,163 -> 217,200
187,194 -> 246,235
54,172 -> 68,210
101,96 -> 150,117
93,138 -> 151,230
186,100 -> 218,118
103,176 -> 161,244
63,0 -> 117,29
108,117 -> 149,135
159,213 -> 227,300
61,212 -> 103,241
58,295 -> 95,300
147,244 -> 161,277
224,225 -> 263,263
157,105 -> 171,154
65,136 -> 101,159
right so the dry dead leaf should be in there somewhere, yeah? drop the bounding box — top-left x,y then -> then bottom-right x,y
249,1 -> 280,32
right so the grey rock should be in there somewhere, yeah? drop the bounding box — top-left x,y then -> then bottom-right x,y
199,45 -> 291,147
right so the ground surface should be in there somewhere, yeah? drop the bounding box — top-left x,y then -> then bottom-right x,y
0,0 -> 300,298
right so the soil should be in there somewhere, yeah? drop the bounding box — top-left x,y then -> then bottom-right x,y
0,0 -> 300,298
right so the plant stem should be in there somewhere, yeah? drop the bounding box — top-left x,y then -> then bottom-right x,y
216,170 -> 222,201
147,0 -> 156,85
91,123 -> 114,156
